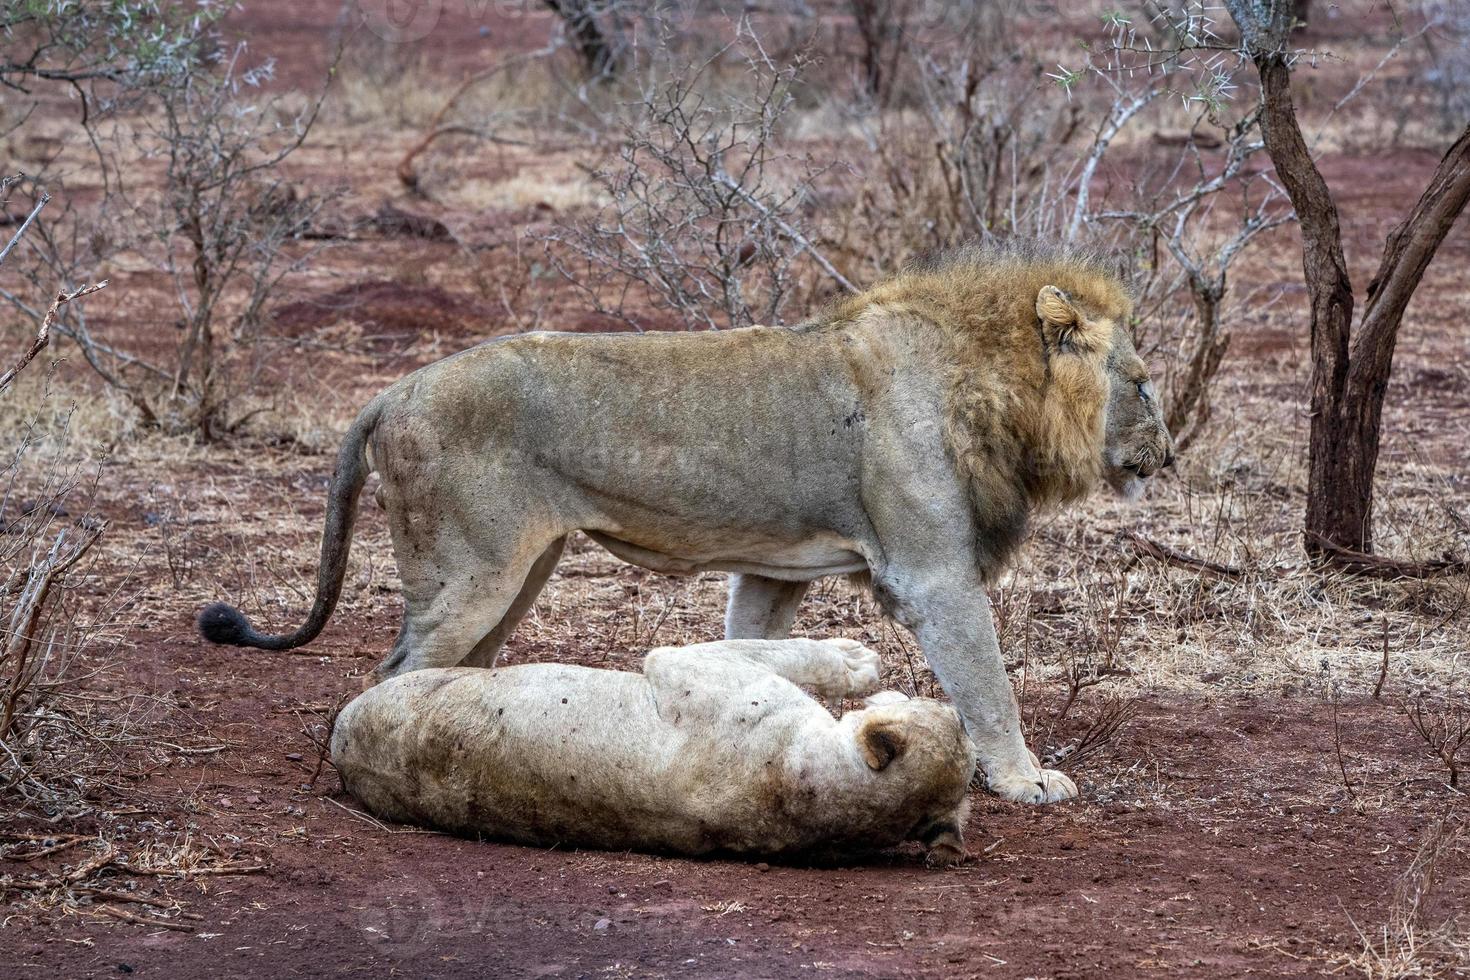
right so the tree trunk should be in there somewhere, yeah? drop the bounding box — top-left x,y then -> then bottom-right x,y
1229,0 -> 1470,561
542,0 -> 620,80
1250,53 -> 1363,553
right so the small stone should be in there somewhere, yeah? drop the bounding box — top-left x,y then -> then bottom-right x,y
1020,874 -> 1033,883
593,918 -> 611,931
285,753 -> 304,762
755,862 -> 770,872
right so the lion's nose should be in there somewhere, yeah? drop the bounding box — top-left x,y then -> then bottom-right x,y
1162,448 -> 1177,469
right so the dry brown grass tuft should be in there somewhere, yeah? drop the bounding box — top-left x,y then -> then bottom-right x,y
1337,817 -> 1469,978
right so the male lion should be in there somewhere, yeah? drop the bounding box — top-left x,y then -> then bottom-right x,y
332,637 -> 975,863
200,240 -> 1173,805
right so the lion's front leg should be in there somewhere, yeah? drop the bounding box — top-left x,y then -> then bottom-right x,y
877,568 -> 1077,805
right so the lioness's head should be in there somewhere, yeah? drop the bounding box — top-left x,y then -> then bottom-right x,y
1035,284 -> 1175,501
844,697 -> 975,860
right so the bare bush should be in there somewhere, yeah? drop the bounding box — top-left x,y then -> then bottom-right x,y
543,0 -> 626,81
117,45 -> 334,438
831,4 -> 1284,450
836,14 -> 1077,275
1,10 -> 339,441
1047,694 -> 1140,772
846,0 -> 915,106
0,178 -> 112,821
1402,693 -> 1470,788
1421,1 -> 1470,135
1098,116 -> 1292,448
546,27 -> 852,330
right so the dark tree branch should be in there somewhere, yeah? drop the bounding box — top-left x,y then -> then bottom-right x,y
1356,125 -> 1470,377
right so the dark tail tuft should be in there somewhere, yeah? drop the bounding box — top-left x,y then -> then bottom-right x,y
198,602 -> 259,647
195,397 -> 380,654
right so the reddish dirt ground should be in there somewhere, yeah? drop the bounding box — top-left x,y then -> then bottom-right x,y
7,611 -> 1466,978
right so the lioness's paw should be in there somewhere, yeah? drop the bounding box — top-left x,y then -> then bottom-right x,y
822,638 -> 881,698
987,767 -> 1078,804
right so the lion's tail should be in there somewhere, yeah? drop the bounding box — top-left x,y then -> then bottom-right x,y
197,399 -> 383,651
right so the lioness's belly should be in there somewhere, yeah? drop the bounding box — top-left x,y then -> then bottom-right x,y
331,666 -> 790,854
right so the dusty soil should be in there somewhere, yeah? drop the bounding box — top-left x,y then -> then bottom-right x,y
9,614 -> 1466,978
4,2 -> 1470,977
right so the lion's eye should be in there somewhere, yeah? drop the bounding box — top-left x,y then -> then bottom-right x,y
1136,381 -> 1153,402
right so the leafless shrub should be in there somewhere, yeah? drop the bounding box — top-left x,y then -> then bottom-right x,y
110,45 -> 337,439
1402,693 -> 1470,789
835,18 -> 1078,277
841,5 -> 1286,452
1096,120 -> 1292,448
295,692 -> 350,791
845,0 -> 915,106
543,0 -> 626,81
2,27 -> 340,441
1421,1 -> 1470,136
0,178 -> 114,821
1046,693 -> 1141,772
546,26 -> 853,330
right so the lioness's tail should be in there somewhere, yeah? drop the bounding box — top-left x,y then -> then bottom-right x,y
197,400 -> 383,651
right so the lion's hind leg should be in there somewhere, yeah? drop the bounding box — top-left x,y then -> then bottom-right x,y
460,535 -> 567,669
369,522 -> 568,685
650,638 -> 881,701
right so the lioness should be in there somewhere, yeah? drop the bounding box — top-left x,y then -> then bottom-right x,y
331,638 -> 975,862
201,241 -> 1173,805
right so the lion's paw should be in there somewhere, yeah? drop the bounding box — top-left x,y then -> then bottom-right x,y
924,839 -> 969,868
821,638 -> 881,698
987,766 -> 1078,805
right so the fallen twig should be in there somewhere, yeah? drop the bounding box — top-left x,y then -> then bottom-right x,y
1373,618 -> 1390,700
77,886 -> 179,911
117,861 -> 267,877
2,835 -> 91,861
98,904 -> 195,932
1309,536 -> 1468,580
1120,530 -> 1245,579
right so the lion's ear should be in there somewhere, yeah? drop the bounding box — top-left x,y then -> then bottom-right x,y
858,716 -> 907,771
1034,283 -> 1105,352
1036,285 -> 1084,350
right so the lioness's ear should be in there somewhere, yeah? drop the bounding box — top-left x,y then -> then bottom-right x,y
1036,285 -> 1083,351
858,716 -> 907,771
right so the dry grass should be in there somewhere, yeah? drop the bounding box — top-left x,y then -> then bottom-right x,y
1336,818 -> 1469,978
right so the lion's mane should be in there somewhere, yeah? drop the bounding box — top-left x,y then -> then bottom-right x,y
802,240 -> 1134,576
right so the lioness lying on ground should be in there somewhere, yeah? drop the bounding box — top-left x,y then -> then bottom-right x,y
331,638 -> 976,863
